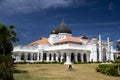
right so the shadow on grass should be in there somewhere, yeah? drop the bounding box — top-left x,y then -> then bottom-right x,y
13,69 -> 27,74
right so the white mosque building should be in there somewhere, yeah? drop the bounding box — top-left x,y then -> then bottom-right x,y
12,21 -> 116,64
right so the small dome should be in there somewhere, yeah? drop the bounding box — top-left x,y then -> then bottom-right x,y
51,20 -> 72,34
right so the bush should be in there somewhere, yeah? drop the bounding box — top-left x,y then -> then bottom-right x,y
114,59 -> 120,63
0,55 -> 14,80
96,64 -> 120,76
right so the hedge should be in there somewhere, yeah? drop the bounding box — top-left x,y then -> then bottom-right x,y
96,64 -> 120,76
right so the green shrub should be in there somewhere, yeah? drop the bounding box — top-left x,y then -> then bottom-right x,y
114,59 -> 120,63
0,55 -> 14,80
96,64 -> 120,76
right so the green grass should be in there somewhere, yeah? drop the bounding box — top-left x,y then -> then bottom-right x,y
13,64 -> 120,80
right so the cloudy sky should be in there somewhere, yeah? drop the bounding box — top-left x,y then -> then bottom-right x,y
0,0 -> 120,47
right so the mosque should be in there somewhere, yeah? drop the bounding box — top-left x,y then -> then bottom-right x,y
12,20 -> 117,64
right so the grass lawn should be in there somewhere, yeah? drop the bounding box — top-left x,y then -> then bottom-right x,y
13,63 -> 120,80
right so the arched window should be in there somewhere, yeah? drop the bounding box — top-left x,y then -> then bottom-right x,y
103,48 -> 106,61
83,53 -> 87,62
21,53 -> 25,60
39,53 -> 41,60
49,54 -> 52,60
43,53 -> 47,61
33,53 -> 37,60
58,53 -> 61,62
97,48 -> 99,61
53,53 -> 56,61
78,53 -> 81,62
28,53 -> 31,60
71,53 -> 75,62
63,53 -> 66,62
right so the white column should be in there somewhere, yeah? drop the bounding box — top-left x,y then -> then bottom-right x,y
56,53 -> 59,62
60,53 -> 63,62
37,52 -> 40,61
111,46 -> 114,61
99,35 -> 102,61
87,54 -> 90,62
31,53 -> 33,62
25,53 -> 28,62
107,37 -> 110,60
51,54 -> 54,62
64,52 -> 71,64
40,53 -> 43,62
75,53 -> 78,62
47,53 -> 50,62
19,52 -> 21,61
81,53 -> 83,62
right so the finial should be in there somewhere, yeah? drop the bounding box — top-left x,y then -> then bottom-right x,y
61,19 -> 64,24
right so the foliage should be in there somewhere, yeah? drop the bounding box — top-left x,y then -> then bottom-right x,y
96,64 -> 120,76
0,24 -> 19,55
114,59 -> 120,63
0,55 -> 14,80
0,24 -> 19,80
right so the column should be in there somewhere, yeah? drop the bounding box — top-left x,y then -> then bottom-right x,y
56,53 -> 59,62
31,53 -> 33,62
75,53 -> 78,62
40,52 -> 43,62
110,46 -> 114,61
64,53 -> 71,64
107,37 -> 110,60
18,52 -> 21,61
47,53 -> 50,62
99,35 -> 102,61
60,53 -> 63,62
81,53 -> 83,62
37,52 -> 40,61
87,53 -> 90,62
25,53 -> 28,62
15,53 -> 18,62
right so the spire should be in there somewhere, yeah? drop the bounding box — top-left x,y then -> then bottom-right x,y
61,19 -> 64,24
99,35 -> 101,41
107,37 -> 110,43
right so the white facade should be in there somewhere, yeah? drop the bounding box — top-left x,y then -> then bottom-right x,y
12,22 -> 116,64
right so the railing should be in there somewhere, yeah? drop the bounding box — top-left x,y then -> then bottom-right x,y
45,43 -> 92,51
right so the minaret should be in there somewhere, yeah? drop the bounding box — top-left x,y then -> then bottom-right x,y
107,37 -> 110,60
98,35 -> 102,61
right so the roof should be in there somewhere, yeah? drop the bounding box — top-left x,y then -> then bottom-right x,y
54,36 -> 82,44
87,40 -> 94,44
29,37 -> 49,45
78,36 -> 88,39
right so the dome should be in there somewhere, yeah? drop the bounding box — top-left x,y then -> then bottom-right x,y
51,20 -> 72,34
50,27 -> 58,34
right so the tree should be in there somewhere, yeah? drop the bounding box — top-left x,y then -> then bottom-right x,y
0,24 -> 19,80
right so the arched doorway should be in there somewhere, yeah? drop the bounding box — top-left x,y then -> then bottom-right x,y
78,53 -> 81,62
53,53 -> 56,61
49,54 -> 52,61
39,53 -> 41,61
21,53 -> 25,60
63,53 -> 66,62
83,53 -> 87,62
27,53 -> 31,60
58,53 -> 61,62
33,53 -> 37,60
103,48 -> 106,61
71,53 -> 75,62
43,53 -> 47,61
